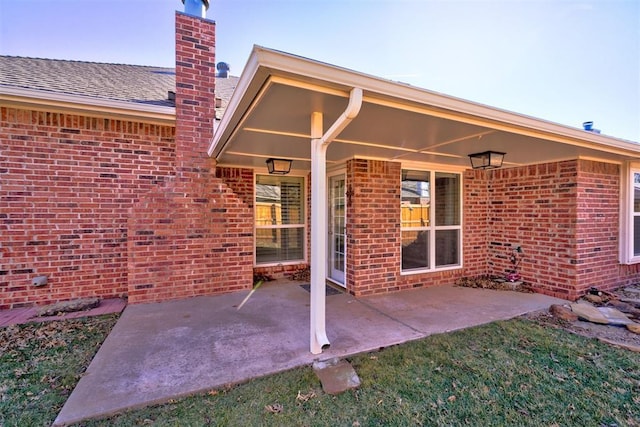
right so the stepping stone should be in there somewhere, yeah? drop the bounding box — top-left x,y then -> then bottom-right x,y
313,358 -> 360,395
598,307 -> 635,326
36,297 -> 101,317
570,302 -> 610,324
570,302 -> 634,326
549,304 -> 578,321
607,300 -> 640,317
619,297 -> 640,306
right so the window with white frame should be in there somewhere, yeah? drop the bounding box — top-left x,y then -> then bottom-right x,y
255,174 -> 305,265
622,164 -> 640,264
401,169 -> 461,272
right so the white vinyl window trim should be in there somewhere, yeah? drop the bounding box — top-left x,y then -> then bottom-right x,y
254,173 -> 307,267
620,162 -> 640,264
400,169 -> 463,274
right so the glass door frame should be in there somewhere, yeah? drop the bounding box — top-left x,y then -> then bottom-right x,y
327,170 -> 347,287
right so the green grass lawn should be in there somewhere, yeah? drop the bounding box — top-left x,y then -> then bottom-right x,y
2,316 -> 639,426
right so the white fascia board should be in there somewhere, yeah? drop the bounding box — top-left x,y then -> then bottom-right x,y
215,46 -> 640,158
0,86 -> 175,125
208,50 -> 264,157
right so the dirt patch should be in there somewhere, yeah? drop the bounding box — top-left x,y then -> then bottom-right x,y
456,275 -> 534,292
526,310 -> 640,350
525,284 -> 640,352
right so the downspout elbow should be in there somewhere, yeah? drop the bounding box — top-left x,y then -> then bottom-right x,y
343,87 -> 363,120
320,87 -> 363,145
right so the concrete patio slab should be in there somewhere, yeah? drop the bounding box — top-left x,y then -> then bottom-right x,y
361,285 -> 566,335
54,283 -> 565,426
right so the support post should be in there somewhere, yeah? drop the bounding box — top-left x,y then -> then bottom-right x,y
308,88 -> 362,355
310,111 -> 330,354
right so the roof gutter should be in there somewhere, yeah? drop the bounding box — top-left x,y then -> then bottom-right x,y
309,87 -> 363,355
0,86 -> 175,126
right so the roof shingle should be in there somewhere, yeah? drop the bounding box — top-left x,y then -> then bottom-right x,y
0,56 -> 238,117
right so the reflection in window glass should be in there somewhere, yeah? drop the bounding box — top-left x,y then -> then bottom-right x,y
436,229 -> 459,266
255,175 -> 305,264
401,170 -> 430,228
333,234 -> 344,270
256,175 -> 303,225
435,173 -> 460,226
401,169 -> 461,272
256,227 -> 305,263
401,170 -> 430,271
402,230 -> 429,270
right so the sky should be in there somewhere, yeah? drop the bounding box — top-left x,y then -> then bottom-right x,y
1,0 -> 638,142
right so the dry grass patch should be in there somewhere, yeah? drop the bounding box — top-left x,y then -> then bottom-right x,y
0,315 -> 118,426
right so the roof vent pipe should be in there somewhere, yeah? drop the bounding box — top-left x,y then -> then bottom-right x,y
182,0 -> 209,18
582,121 -> 601,134
217,62 -> 230,78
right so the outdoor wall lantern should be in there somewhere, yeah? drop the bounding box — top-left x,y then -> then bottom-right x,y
468,151 -> 505,170
266,158 -> 292,175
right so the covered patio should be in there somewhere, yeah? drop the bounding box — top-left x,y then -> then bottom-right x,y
208,46 -> 640,354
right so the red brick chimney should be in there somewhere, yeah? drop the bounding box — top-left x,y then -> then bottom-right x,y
127,2 -> 254,304
175,9 -> 216,175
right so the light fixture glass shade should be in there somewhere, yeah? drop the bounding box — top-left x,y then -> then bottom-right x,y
266,158 -> 292,175
468,151 -> 505,170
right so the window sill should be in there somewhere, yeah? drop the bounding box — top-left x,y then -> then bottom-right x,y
401,264 -> 462,276
254,260 -> 307,268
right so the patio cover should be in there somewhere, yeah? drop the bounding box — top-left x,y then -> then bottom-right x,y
208,45 -> 640,354
209,46 -> 638,168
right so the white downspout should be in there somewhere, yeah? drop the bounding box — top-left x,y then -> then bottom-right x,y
310,87 -> 363,355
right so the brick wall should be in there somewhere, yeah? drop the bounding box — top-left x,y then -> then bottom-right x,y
174,12 -> 216,176
216,167 -> 254,207
479,159 -> 640,300
485,161 -> 579,298
127,173 -> 253,303
575,160 -> 640,295
127,12 -> 254,304
0,107 -> 175,309
346,159 -> 402,296
463,169 -> 489,276
342,158 -> 640,299
1,11 -> 255,308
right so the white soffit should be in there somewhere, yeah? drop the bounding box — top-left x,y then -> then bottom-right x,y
208,46 -> 640,168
